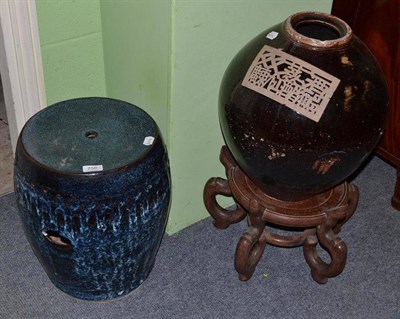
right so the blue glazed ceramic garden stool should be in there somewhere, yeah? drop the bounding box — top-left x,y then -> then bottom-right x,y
14,97 -> 171,300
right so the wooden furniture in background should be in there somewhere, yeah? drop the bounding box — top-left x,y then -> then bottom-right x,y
332,0 -> 400,209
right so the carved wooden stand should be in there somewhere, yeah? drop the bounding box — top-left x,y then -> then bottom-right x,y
204,146 -> 359,284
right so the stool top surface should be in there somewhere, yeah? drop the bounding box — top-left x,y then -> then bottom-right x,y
21,98 -> 158,174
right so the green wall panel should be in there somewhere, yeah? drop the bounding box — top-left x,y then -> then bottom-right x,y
36,0 -> 106,105
40,34 -> 106,105
36,0 -> 102,46
100,0 -> 171,139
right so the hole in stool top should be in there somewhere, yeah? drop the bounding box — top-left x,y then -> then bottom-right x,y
21,97 -> 158,174
85,130 -> 98,139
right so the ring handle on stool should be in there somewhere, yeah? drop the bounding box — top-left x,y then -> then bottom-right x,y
42,230 -> 73,250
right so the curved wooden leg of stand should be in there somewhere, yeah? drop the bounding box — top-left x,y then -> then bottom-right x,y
203,177 -> 247,229
304,208 -> 348,284
235,200 -> 266,281
391,168 -> 400,210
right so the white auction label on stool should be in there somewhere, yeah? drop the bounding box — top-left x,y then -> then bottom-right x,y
82,165 -> 104,173
266,31 -> 279,40
143,136 -> 155,146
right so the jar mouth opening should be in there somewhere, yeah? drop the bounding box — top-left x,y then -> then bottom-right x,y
284,12 -> 352,49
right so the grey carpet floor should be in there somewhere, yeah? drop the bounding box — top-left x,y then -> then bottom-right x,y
0,119 -> 13,196
1,155 -> 400,319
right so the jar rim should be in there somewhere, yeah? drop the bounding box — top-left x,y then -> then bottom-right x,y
284,12 -> 352,49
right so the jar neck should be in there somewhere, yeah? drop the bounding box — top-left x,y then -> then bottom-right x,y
283,12 -> 352,50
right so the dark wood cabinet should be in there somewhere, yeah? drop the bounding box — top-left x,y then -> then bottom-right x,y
332,0 -> 400,209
